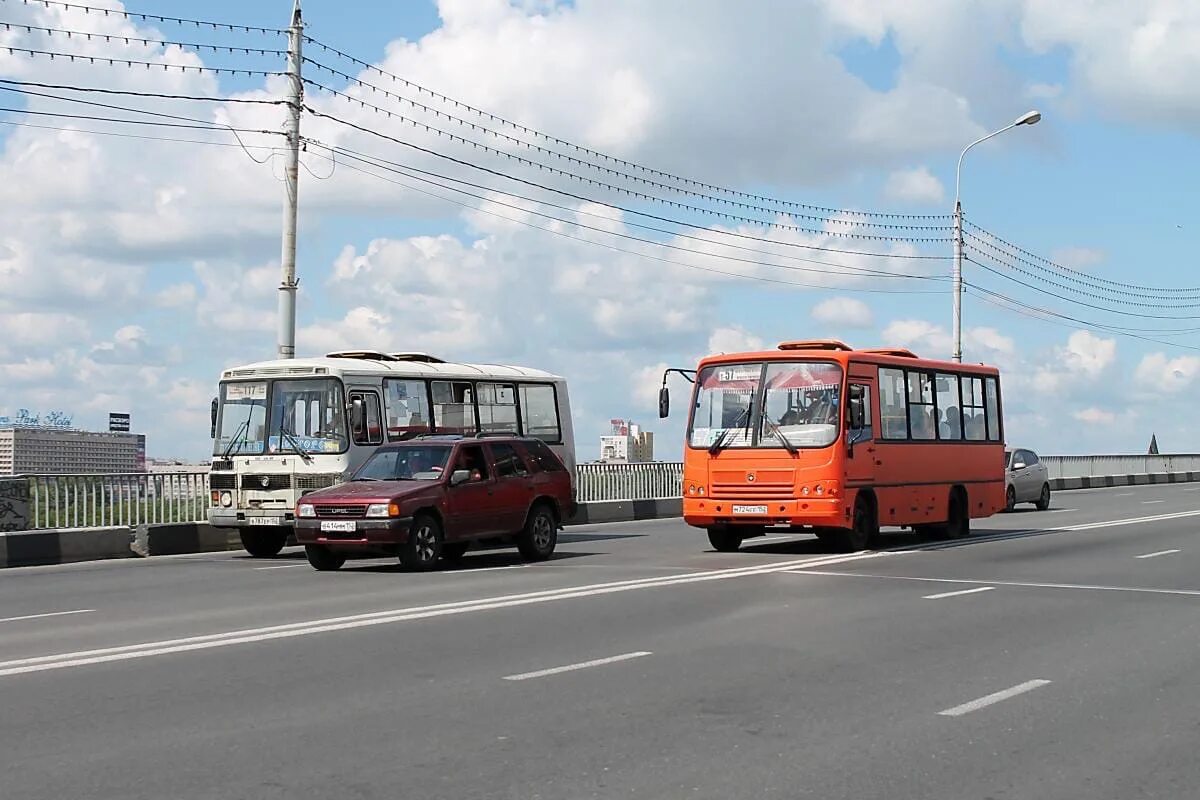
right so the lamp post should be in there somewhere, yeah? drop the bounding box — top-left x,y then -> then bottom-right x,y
952,110 -> 1041,362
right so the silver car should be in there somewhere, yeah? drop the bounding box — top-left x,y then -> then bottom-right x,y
1005,448 -> 1051,511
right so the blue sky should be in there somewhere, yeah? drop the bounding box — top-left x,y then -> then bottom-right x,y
2,0 -> 1199,461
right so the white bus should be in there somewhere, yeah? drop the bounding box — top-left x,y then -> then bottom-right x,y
207,351 -> 576,557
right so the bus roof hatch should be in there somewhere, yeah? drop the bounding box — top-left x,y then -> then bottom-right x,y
861,348 -> 919,359
777,339 -> 852,351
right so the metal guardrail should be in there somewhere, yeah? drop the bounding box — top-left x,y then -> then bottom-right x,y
575,462 -> 684,502
24,472 -> 209,529
8,454 -> 1200,530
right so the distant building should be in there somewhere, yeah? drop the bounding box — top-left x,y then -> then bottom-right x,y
599,419 -> 655,463
0,426 -> 147,475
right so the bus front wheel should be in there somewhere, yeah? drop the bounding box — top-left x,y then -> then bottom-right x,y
835,497 -> 877,552
241,526 -> 287,558
707,527 -> 743,553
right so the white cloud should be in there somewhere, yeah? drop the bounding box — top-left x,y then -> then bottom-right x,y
1060,330 -> 1117,377
811,297 -> 875,328
708,326 -> 764,355
883,167 -> 946,205
1073,407 -> 1116,425
1134,352 -> 1200,393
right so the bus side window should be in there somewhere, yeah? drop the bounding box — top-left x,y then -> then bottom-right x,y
878,368 -> 908,440
350,392 -> 383,446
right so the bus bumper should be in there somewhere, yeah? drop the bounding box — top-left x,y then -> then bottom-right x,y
207,509 -> 294,530
683,496 -> 846,528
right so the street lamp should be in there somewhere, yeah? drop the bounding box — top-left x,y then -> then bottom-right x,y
952,109 -> 1041,362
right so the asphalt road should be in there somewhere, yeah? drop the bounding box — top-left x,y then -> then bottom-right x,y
3,482 -> 1200,799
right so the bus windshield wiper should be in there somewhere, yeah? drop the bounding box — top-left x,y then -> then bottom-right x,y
710,405 -> 752,455
221,419 -> 251,459
763,416 -> 799,455
278,423 -> 313,463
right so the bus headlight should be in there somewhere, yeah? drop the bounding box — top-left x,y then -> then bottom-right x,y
687,484 -> 706,497
220,491 -> 233,508
297,503 -> 316,518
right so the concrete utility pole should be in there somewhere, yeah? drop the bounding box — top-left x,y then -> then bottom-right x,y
952,109 -> 1041,362
277,0 -> 304,359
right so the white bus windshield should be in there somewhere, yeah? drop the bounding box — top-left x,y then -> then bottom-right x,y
214,382 -> 268,456
268,379 -> 348,455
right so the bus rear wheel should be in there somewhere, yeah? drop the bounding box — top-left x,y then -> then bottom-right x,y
241,526 -> 287,558
707,527 -> 743,553
945,489 -> 970,539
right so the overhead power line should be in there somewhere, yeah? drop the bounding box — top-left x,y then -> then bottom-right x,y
311,139 -> 948,279
966,220 -> 1200,295
964,241 -> 1200,309
0,117 -> 284,152
301,33 -> 948,222
303,104 -> 951,249
302,143 -> 944,296
306,138 -> 946,288
965,255 -> 1200,321
0,0 -> 284,35
0,21 -> 286,55
0,45 -> 285,76
0,78 -> 285,105
302,71 -> 947,232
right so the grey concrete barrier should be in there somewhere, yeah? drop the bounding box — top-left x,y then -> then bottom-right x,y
0,527 -> 133,568
567,499 -> 682,526
132,522 -> 242,557
1050,471 -> 1200,491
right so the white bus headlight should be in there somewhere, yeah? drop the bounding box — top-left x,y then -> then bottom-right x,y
220,491 -> 233,508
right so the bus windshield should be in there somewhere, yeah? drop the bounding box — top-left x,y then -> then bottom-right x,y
688,361 -> 843,450
214,381 -> 268,456
268,378 -> 348,455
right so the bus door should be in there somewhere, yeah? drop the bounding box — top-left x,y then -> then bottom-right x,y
845,379 -> 875,487
348,386 -> 385,472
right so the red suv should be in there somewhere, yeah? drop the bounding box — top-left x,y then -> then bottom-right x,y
294,436 -> 575,571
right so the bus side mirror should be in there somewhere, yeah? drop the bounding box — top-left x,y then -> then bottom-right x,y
349,396 -> 365,436
210,398 -> 218,439
658,386 -> 670,419
848,386 -> 865,429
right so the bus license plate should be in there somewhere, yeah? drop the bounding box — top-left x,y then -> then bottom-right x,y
732,505 -> 768,515
254,516 -> 283,526
320,520 -> 356,533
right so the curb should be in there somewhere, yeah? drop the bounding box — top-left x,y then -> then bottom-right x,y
132,522 -> 243,557
1050,472 -> 1200,491
567,499 -> 682,526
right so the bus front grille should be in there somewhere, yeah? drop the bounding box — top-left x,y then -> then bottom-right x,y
711,484 -> 794,500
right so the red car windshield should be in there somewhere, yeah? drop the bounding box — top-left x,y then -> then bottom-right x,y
352,445 -> 453,481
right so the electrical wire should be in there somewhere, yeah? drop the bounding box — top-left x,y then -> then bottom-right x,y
964,255 -> 1200,321
963,241 -> 1200,309
303,105 -> 952,254
301,33 -> 947,222
311,139 -> 948,281
0,0 -> 285,35
0,117 -> 284,152
302,68 -> 946,231
0,21 -> 287,55
0,45 -> 284,76
302,143 -> 945,295
0,78 -> 285,105
966,219 -> 1200,294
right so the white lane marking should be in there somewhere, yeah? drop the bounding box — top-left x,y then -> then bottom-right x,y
0,609 -> 94,624
1054,509 -> 1200,532
0,550 -> 892,678
443,564 -> 528,574
1184,488 -> 1200,493
938,680 -> 1051,717
253,564 -> 308,571
1114,492 -> 1134,497
1048,509 -> 1075,513
1142,500 -> 1165,505
923,586 -> 994,600
788,570 -> 1200,598
503,651 -> 651,681
1135,549 -> 1180,560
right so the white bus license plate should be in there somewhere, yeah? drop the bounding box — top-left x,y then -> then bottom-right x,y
732,505 -> 768,515
320,520 -> 357,533
254,516 -> 283,526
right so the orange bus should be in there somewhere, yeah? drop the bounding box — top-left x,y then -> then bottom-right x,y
660,340 -> 1006,552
